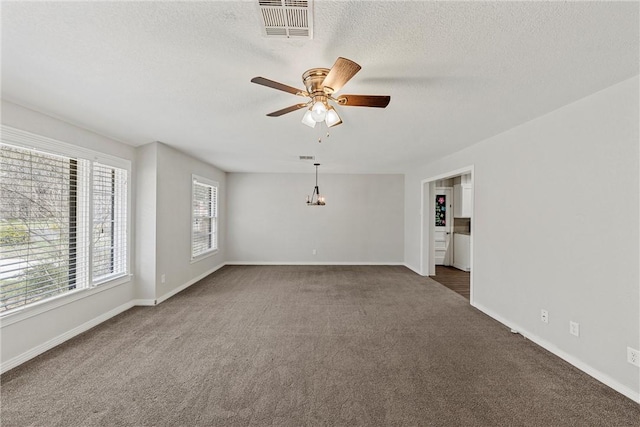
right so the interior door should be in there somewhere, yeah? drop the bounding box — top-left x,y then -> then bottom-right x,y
434,187 -> 452,265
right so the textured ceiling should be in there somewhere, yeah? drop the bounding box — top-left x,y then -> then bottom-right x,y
2,1 -> 638,173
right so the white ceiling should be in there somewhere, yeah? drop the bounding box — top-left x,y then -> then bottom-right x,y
2,1 -> 638,174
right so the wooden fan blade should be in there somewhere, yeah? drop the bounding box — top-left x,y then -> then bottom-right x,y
321,57 -> 361,94
337,95 -> 391,108
266,103 -> 308,117
251,77 -> 307,96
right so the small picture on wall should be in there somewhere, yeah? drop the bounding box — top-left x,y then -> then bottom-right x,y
435,195 -> 446,227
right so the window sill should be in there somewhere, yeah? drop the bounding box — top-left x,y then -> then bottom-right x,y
0,274 -> 133,328
190,249 -> 219,264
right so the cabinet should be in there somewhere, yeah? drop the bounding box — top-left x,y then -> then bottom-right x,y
453,233 -> 470,272
453,184 -> 473,218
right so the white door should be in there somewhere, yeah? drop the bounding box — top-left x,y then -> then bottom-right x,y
434,187 -> 452,265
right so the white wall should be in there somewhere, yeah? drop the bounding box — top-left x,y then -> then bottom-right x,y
404,77 -> 640,400
3,79 -> 638,402
227,173 -> 404,263
134,142 -> 157,301
0,100 -> 138,371
0,106 -> 229,370
154,142 -> 226,301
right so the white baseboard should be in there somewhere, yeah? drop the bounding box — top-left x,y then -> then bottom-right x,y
225,261 -> 405,266
472,301 -> 640,403
132,299 -> 156,306
154,262 -> 226,305
0,301 -> 135,374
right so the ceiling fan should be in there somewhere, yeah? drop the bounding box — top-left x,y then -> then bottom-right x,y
251,57 -> 390,128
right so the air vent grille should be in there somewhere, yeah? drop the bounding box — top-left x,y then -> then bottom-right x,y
299,155 -> 315,160
261,8 -> 286,27
285,0 -> 308,7
265,27 -> 288,36
258,0 -> 313,39
286,9 -> 307,27
288,28 -> 309,37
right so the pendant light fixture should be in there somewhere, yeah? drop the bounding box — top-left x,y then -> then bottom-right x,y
306,163 -> 326,206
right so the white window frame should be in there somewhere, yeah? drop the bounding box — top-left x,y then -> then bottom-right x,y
0,125 -> 132,320
191,174 -> 218,262
91,162 -> 129,285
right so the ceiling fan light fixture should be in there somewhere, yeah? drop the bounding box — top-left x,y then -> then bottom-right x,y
325,106 -> 342,127
310,100 -> 327,122
301,109 -> 316,128
251,57 -> 391,128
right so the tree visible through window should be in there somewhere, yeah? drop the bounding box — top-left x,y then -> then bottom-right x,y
0,142 -> 128,313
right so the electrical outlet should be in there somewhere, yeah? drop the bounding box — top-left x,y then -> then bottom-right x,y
540,309 -> 548,324
161,274 -> 166,284
569,321 -> 580,337
312,249 -> 317,255
628,347 -> 640,367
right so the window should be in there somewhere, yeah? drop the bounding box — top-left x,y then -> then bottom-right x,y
0,131 -> 129,313
92,163 -> 128,282
191,175 -> 218,259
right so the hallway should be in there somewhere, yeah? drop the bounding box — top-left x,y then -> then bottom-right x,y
432,266 -> 470,300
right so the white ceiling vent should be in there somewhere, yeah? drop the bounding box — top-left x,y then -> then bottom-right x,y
258,0 -> 313,39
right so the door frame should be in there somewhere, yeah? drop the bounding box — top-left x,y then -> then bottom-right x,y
420,165 -> 475,303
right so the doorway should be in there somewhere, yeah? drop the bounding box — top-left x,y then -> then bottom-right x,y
420,166 -> 474,303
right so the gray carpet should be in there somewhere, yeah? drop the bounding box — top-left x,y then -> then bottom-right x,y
1,265 -> 639,426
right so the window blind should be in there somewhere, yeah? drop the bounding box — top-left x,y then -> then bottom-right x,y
92,163 -> 127,283
192,177 -> 217,258
0,142 -> 128,313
